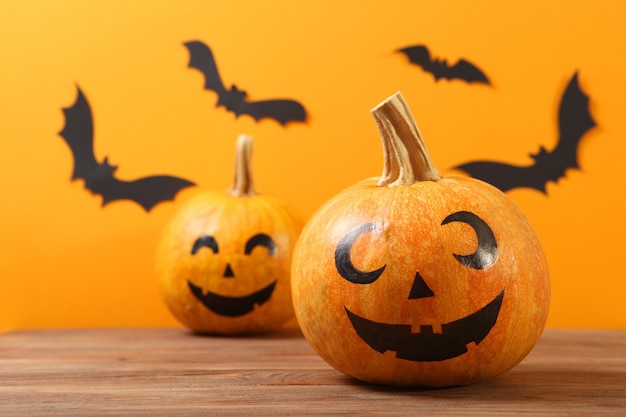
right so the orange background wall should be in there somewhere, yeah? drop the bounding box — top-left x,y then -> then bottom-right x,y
1,1 -> 624,330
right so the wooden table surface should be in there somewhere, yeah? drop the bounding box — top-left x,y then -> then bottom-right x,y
0,327 -> 624,416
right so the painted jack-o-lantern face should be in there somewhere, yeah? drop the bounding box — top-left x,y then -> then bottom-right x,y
291,93 -> 550,387
338,211 -> 504,362
187,232 -> 278,317
157,135 -> 303,335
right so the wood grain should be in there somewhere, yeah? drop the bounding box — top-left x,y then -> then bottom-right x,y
0,328 -> 624,416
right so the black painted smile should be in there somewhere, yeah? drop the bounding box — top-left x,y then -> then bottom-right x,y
345,290 -> 504,361
188,280 -> 277,317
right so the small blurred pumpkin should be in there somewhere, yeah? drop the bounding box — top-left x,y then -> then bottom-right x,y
291,92 -> 550,387
156,134 -> 303,334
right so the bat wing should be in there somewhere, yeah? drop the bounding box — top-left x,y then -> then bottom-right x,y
59,85 -> 196,212
447,59 -> 490,84
454,72 -> 595,193
548,72 -> 596,175
235,99 -> 307,126
94,175 -> 195,212
59,86 -> 101,181
397,45 -> 490,84
397,45 -> 438,77
184,40 -> 307,126
397,45 -> 432,67
453,160 -> 548,193
183,40 -> 228,97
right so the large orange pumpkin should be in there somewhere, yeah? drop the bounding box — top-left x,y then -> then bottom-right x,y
291,92 -> 550,387
157,134 -> 303,334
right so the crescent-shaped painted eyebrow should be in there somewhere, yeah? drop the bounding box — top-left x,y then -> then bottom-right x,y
335,223 -> 387,284
191,235 -> 219,255
441,211 -> 498,270
244,233 -> 276,256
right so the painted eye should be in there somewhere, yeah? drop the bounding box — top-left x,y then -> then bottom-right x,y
191,235 -> 219,255
441,211 -> 498,270
335,223 -> 386,284
245,233 -> 276,256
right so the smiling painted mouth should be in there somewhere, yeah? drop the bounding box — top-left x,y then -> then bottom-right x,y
188,280 -> 277,317
345,290 -> 504,362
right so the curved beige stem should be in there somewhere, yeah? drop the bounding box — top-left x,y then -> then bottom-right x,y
371,92 -> 441,187
228,134 -> 258,197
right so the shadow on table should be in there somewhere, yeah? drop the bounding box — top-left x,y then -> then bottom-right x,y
347,366 -> 625,405
184,325 -> 304,340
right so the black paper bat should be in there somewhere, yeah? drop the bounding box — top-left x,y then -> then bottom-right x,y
183,40 -> 307,126
454,72 -> 596,193
397,45 -> 490,85
59,86 -> 195,211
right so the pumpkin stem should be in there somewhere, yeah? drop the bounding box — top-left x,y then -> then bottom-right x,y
371,91 -> 441,186
228,134 -> 258,197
